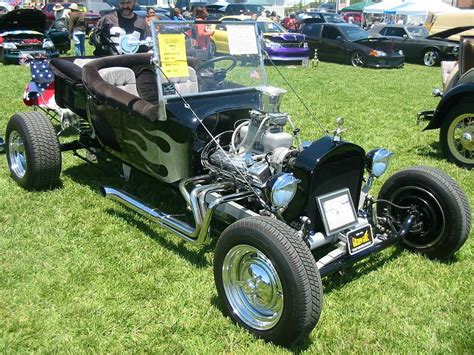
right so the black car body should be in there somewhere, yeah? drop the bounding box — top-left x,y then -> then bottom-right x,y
368,25 -> 474,66
2,20 -> 470,347
418,36 -> 474,169
301,22 -> 404,68
0,9 -> 63,64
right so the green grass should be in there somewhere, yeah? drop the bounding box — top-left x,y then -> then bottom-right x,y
0,59 -> 473,353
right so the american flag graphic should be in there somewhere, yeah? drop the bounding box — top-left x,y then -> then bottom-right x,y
23,60 -> 55,107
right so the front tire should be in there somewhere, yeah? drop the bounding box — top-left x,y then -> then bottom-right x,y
6,112 -> 61,190
439,103 -> 474,169
378,166 -> 471,259
350,51 -> 366,67
214,217 -> 323,346
423,48 -> 440,67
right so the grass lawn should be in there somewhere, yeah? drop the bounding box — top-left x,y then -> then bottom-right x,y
0,57 -> 472,353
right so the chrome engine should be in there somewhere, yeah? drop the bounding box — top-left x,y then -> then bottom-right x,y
204,109 -> 299,187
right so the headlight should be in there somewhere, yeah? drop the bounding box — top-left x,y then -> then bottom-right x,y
369,49 -> 386,57
3,42 -> 17,49
365,148 -> 394,177
303,42 -> 308,48
43,39 -> 54,49
265,39 -> 282,49
266,173 -> 300,208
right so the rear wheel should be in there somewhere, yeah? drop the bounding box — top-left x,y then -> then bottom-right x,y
378,166 -> 471,259
350,51 -> 366,67
209,40 -> 217,57
423,48 -> 440,67
6,112 -> 61,190
214,217 -> 323,346
440,103 -> 474,169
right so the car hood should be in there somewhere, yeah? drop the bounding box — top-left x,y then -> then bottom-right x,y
0,9 -> 46,33
263,33 -> 305,42
355,37 -> 398,52
426,25 -> 474,40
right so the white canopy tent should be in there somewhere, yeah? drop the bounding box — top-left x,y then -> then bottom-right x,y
388,1 -> 461,16
363,0 -> 406,14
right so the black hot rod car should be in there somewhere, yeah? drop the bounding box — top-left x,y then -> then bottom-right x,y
4,21 -> 472,346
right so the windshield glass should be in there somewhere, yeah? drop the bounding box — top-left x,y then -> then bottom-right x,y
257,21 -> 286,34
406,26 -> 429,38
151,20 -> 266,100
340,26 -> 368,41
321,13 -> 344,23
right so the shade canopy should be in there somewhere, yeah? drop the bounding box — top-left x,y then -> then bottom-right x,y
340,1 -> 376,13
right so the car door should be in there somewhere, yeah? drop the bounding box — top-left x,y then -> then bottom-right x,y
320,25 -> 346,62
301,24 -> 322,58
380,26 -> 417,60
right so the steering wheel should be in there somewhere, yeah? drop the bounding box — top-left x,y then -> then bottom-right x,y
196,56 -> 238,90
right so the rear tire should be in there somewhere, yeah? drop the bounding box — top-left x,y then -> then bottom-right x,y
209,40 -> 217,57
439,103 -> 474,169
214,216 -> 323,346
6,112 -> 61,190
423,48 -> 440,67
350,51 -> 366,67
378,166 -> 471,259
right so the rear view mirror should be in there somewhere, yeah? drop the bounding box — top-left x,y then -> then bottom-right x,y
403,34 -> 408,39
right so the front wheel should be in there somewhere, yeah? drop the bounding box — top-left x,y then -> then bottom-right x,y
439,103 -> 474,169
214,217 -> 323,346
378,166 -> 471,259
208,40 -> 217,57
350,51 -> 366,67
6,111 -> 61,190
423,49 -> 440,67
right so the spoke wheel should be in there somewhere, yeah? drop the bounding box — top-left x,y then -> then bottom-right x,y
351,51 -> 366,67
214,217 -> 322,346
423,49 -> 439,67
378,166 -> 471,259
440,103 -> 474,169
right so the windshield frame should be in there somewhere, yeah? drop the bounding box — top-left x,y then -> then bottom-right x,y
150,20 -> 268,120
339,25 -> 369,42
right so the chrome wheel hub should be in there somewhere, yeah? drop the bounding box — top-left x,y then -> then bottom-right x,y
222,245 -> 284,330
448,113 -> 473,164
424,51 -> 437,66
8,130 -> 27,178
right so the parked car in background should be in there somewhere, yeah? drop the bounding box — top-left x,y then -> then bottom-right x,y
205,4 -> 265,19
0,9 -> 63,64
301,22 -> 404,68
425,10 -> 474,41
418,36 -> 474,169
210,16 -> 309,62
368,24 -> 470,66
296,11 -> 344,26
42,2 -> 101,34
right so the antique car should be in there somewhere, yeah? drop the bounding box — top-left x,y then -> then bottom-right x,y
418,36 -> 474,169
300,22 -> 404,68
3,20 -> 471,346
0,9 -> 63,64
368,25 -> 474,67
210,16 -> 309,62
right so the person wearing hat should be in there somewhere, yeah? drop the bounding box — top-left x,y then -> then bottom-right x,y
93,0 -> 148,55
53,3 -> 67,20
68,3 -> 86,56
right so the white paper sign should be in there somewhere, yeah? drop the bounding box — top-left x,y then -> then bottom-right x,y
227,25 -> 258,55
321,193 -> 356,232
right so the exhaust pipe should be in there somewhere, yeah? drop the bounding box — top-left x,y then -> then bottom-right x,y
101,184 -> 253,245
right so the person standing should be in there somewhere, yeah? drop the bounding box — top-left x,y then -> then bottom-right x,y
94,0 -> 148,55
194,7 -> 213,50
68,3 -> 86,56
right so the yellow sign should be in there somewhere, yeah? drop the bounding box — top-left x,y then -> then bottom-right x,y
158,33 -> 188,78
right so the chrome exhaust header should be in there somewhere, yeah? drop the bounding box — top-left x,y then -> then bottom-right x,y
101,183 -> 253,245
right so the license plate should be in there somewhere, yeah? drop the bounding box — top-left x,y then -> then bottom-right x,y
346,224 -> 374,255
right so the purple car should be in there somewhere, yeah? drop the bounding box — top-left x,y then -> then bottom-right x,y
258,20 -> 310,61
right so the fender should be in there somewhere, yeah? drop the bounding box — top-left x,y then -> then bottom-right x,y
424,83 -> 474,131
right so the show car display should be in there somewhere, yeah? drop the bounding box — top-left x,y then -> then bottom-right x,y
0,9 -> 64,64
300,22 -> 404,68
368,25 -> 473,67
4,20 -> 471,346
418,35 -> 474,169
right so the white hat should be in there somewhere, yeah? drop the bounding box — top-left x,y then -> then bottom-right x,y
69,3 -> 79,11
53,3 -> 64,11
